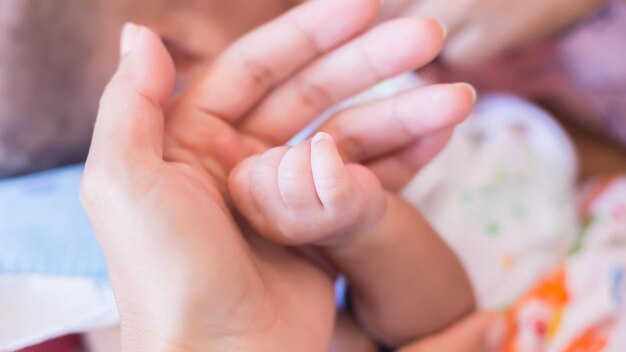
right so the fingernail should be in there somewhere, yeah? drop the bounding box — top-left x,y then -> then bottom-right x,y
120,23 -> 141,57
312,132 -> 331,145
432,18 -> 448,39
457,83 -> 477,102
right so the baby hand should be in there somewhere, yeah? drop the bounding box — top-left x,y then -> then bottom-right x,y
229,131 -> 474,346
229,132 -> 386,245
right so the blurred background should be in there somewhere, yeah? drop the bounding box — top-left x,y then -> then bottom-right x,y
1,0 -> 626,351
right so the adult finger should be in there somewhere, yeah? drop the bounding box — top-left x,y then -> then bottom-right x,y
366,127 -> 454,192
402,0 -> 474,37
178,0 -> 379,122
442,19 -> 514,69
320,83 -> 474,164
442,0 -> 603,69
239,18 -> 446,144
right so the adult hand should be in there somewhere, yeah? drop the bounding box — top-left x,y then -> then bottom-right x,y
81,0 -> 474,349
380,0 -> 604,69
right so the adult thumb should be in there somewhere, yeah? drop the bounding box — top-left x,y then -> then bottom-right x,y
81,23 -> 176,242
86,23 -> 175,171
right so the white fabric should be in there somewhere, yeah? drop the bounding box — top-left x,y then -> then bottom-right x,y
0,276 -> 117,351
404,94 -> 579,308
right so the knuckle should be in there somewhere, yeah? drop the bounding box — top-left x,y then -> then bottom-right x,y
234,47 -> 278,89
389,98 -> 421,137
292,75 -> 335,113
327,122 -> 367,162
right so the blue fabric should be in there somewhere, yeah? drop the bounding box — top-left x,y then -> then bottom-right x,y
0,164 -> 350,304
335,276 -> 348,309
0,165 -> 108,277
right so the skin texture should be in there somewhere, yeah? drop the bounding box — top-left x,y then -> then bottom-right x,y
380,0 -> 605,69
81,0 -> 478,349
229,132 -> 474,346
0,0 -> 485,348
85,312 -> 497,352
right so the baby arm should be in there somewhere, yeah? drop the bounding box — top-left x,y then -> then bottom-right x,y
229,132 -> 475,347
